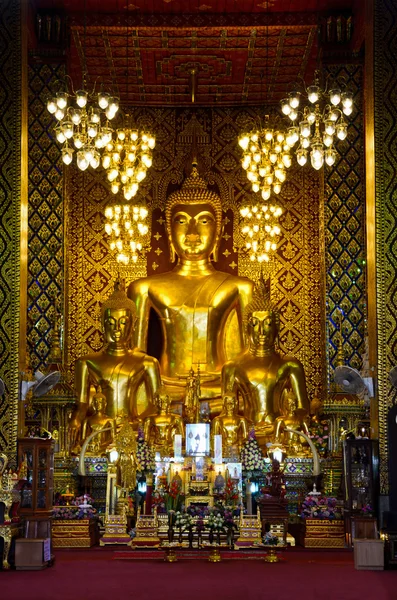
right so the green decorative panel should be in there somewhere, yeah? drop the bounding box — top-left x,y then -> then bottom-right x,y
324,65 -> 366,376
28,63 -> 64,370
0,0 -> 22,457
374,0 -> 397,493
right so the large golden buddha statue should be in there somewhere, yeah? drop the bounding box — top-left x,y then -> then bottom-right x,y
69,281 -> 161,449
128,162 -> 253,408
222,278 -> 309,443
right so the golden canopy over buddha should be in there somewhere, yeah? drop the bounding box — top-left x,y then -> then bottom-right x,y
128,162 -> 253,408
69,281 -> 161,450
221,277 -> 309,443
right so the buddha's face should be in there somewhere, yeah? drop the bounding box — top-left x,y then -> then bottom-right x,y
170,202 -> 218,261
158,394 -> 170,412
224,395 -> 237,415
103,308 -> 133,345
247,310 -> 278,349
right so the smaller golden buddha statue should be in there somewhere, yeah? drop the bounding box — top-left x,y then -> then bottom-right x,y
81,386 -> 116,455
115,419 -> 137,491
212,393 -> 249,457
185,366 -> 201,423
170,470 -> 183,492
69,280 -> 161,450
275,387 -> 310,455
222,278 -> 309,446
143,389 -> 184,458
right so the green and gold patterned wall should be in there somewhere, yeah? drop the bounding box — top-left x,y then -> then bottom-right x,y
324,65 -> 366,376
28,63 -> 65,371
0,0 -> 23,457
374,0 -> 397,493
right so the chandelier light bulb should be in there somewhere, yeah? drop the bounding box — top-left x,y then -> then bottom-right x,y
342,92 -> 353,109
288,91 -> 300,109
56,91 -> 68,109
307,110 -> 316,125
239,136 -> 250,150
90,151 -> 100,169
299,120 -> 311,138
296,148 -> 308,166
61,121 -> 74,139
281,99 -> 291,116
301,137 -> 310,149
281,153 -> 292,168
55,107 -> 65,121
329,88 -> 341,106
325,148 -> 337,166
111,183 -> 119,194
55,128 -> 66,144
273,183 -> 281,194
324,119 -> 336,136
288,109 -> 298,121
76,151 -> 89,171
310,144 -> 324,170
76,90 -> 88,108
62,146 -> 73,165
323,134 -> 334,148
342,105 -> 353,116
87,121 -> 98,138
98,91 -> 110,109
336,122 -> 348,140
261,187 -> 271,201
307,85 -> 320,104
47,98 -> 57,114
252,182 -> 260,193
108,97 -> 120,114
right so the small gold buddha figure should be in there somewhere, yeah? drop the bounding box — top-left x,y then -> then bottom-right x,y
81,386 -> 116,455
222,278 -> 309,445
143,388 -> 184,457
128,161 -> 253,410
185,366 -> 201,423
212,393 -> 249,456
275,387 -> 310,455
69,280 -> 161,450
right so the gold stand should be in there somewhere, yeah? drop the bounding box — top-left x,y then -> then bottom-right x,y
163,547 -> 178,563
208,546 -> 222,563
265,547 -> 279,563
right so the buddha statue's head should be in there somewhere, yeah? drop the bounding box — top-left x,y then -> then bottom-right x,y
101,280 -> 137,346
223,393 -> 238,416
165,165 -> 223,263
155,387 -> 171,412
244,277 -> 280,354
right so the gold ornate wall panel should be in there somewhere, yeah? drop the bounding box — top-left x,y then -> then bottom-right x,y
374,0 -> 397,494
66,107 -> 325,403
0,0 -> 22,458
324,65 -> 366,378
28,63 -> 65,371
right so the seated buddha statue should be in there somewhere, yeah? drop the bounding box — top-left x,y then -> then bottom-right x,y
143,388 -> 184,457
128,161 -> 253,412
221,278 -> 309,446
274,387 -> 310,455
212,393 -> 249,457
81,386 -> 116,455
68,281 -> 161,450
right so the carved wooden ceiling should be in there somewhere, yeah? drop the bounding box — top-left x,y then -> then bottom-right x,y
32,0 -> 363,106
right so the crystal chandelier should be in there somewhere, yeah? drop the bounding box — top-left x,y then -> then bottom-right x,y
239,202 -> 282,264
47,87 -> 119,170
104,203 -> 150,265
238,120 -> 296,200
101,123 -> 155,200
280,70 -> 353,170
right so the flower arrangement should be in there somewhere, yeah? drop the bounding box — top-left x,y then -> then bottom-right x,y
207,511 -> 226,532
308,419 -> 329,455
361,503 -> 374,516
224,477 -> 240,506
136,429 -> 156,473
300,495 -> 342,520
263,531 -> 279,546
240,429 -> 264,476
165,479 -> 185,512
52,505 -> 97,520
174,511 -> 194,531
